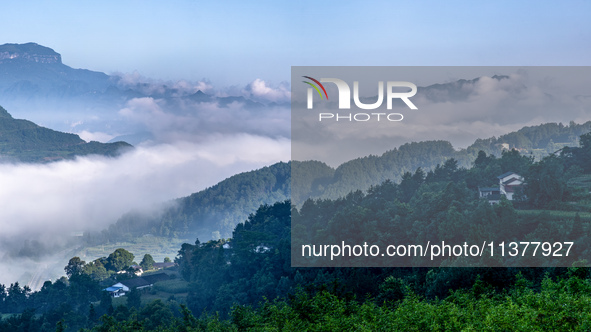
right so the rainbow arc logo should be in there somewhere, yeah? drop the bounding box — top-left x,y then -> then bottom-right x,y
302,76 -> 328,100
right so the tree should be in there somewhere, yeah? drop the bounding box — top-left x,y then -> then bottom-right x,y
83,260 -> 110,280
525,155 -> 568,208
64,257 -> 85,278
474,150 -> 493,169
127,288 -> 142,309
139,299 -> 174,330
499,149 -> 533,175
55,320 -> 66,332
0,283 -> 6,312
399,169 -> 424,203
140,254 -> 155,271
107,248 -> 134,272
88,303 -> 97,324
164,257 -> 172,263
575,132 -> 591,172
99,290 -> 113,315
377,276 -> 407,304
6,282 -> 30,312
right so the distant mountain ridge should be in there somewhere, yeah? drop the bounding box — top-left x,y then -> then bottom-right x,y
0,105 -> 131,162
295,121 -> 591,204
0,42 -> 281,107
419,75 -> 511,102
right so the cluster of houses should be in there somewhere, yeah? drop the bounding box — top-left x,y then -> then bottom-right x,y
478,171 -> 524,204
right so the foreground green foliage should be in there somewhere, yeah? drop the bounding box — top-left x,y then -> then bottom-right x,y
229,274 -> 591,331
4,271 -> 591,331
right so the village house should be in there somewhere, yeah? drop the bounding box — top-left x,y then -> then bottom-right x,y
478,187 -> 502,204
103,285 -> 126,298
103,273 -> 171,297
152,262 -> 176,270
497,171 -> 524,200
130,265 -> 143,276
479,171 -> 524,204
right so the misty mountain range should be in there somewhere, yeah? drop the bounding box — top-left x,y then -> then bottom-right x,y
100,162 -> 291,242
93,121 -> 590,244
0,43 -> 516,107
0,43 -> 288,144
3,43 -> 575,150
0,43 -> 277,106
1,43 -> 589,242
2,42 -> 590,287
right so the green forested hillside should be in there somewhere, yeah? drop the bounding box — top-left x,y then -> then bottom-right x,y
291,160 -> 335,205
0,105 -> 131,162
294,121 -> 591,205
100,162 -> 292,242
301,140 -> 459,203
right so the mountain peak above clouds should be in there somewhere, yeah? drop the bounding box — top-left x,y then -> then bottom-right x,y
0,42 -> 62,64
0,42 -> 293,146
0,42 -> 111,101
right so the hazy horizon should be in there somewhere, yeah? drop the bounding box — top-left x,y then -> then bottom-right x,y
1,1 -> 590,85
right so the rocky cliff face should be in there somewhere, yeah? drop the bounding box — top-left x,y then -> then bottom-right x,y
0,42 -> 112,101
0,43 -> 62,64
0,51 -> 61,64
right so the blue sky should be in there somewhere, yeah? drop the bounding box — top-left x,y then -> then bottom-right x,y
1,1 -> 590,86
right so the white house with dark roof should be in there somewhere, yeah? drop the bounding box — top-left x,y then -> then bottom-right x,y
478,187 -> 500,198
478,187 -> 502,204
104,277 -> 152,297
104,285 -> 126,298
479,172 -> 524,204
497,172 -> 524,200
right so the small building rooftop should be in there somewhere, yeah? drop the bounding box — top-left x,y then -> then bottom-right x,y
120,278 -> 151,289
497,171 -> 517,179
479,187 -> 500,192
